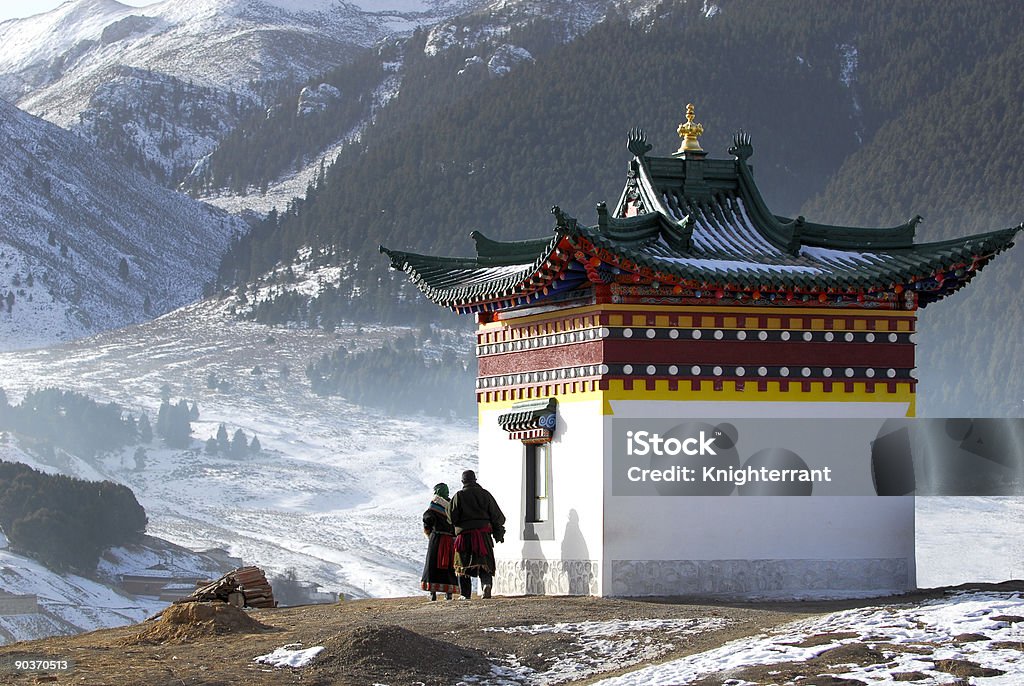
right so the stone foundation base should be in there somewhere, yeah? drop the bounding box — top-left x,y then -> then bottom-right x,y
610,558 -> 912,597
494,559 -> 599,595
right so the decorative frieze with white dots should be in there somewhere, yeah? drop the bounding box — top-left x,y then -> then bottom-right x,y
476,363 -> 915,389
476,326 -> 915,355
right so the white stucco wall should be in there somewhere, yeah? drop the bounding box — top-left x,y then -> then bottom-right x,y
483,398 -> 606,595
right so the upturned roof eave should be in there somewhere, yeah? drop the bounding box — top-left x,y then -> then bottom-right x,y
379,229 -> 571,310
381,221 -> 1020,310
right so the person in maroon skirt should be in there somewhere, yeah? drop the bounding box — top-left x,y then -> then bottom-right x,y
451,470 -> 505,599
420,482 -> 459,601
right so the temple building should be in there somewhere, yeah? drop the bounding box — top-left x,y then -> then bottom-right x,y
381,106 -> 1020,597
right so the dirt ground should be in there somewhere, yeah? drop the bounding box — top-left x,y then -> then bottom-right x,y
0,588 -> 995,686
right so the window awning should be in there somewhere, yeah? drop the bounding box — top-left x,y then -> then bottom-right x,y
498,398 -> 557,443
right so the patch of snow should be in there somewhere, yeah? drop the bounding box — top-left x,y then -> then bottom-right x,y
424,22 -> 461,56
458,54 -> 485,76
837,42 -> 859,88
593,592 -> 1024,685
837,42 -> 864,135
297,82 -> 342,117
701,0 -> 720,18
254,643 -> 325,668
487,44 -> 533,76
485,617 -> 732,638
470,617 -> 733,684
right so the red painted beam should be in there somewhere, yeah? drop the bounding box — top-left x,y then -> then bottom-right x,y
477,339 -> 914,376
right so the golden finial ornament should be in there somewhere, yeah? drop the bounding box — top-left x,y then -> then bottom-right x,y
675,103 -> 704,154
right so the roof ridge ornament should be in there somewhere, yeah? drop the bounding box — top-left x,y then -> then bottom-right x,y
675,103 -> 704,154
729,129 -> 753,162
550,205 -> 577,231
627,127 -> 652,158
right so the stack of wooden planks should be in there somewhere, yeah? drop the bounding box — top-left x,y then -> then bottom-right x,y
179,566 -> 276,608
234,566 -> 275,608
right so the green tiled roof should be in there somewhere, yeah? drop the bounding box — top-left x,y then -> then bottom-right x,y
381,130 -> 1020,313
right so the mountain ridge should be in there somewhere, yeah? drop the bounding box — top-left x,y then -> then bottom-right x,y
0,97 -> 248,351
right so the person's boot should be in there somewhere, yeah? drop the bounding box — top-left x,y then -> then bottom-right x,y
445,592 -> 453,600
430,591 -> 437,601
482,584 -> 492,599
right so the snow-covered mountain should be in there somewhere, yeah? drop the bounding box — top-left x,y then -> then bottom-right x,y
0,0 -> 492,181
0,0 -> 422,116
0,0 -> 661,190
0,98 -> 247,351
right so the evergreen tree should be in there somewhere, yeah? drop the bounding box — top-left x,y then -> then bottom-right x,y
156,400 -> 191,448
156,400 -> 170,437
0,461 -> 147,572
118,257 -> 129,281
230,429 -> 248,458
133,447 -> 147,471
216,423 -> 230,453
205,437 -> 218,454
138,413 -> 153,443
249,435 -> 262,454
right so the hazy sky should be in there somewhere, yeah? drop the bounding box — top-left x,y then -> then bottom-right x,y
0,1 -> 158,23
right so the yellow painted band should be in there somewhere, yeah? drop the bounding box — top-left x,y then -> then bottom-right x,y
478,381 -> 915,417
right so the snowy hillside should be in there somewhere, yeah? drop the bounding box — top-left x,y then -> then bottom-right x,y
74,66 -> 255,184
0,545 -> 162,645
0,438 -> 231,645
0,99 -> 248,351
0,301 -> 477,600
0,533 -> 237,646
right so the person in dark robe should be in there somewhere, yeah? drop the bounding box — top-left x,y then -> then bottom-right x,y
420,482 -> 459,601
450,469 -> 505,599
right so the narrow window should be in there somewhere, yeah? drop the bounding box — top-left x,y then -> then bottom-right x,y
526,443 -> 550,522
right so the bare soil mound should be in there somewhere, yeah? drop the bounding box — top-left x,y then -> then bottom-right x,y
124,601 -> 272,645
311,624 -> 490,686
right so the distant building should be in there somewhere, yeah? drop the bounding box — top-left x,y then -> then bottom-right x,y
382,106 -> 1020,597
118,572 -> 196,598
